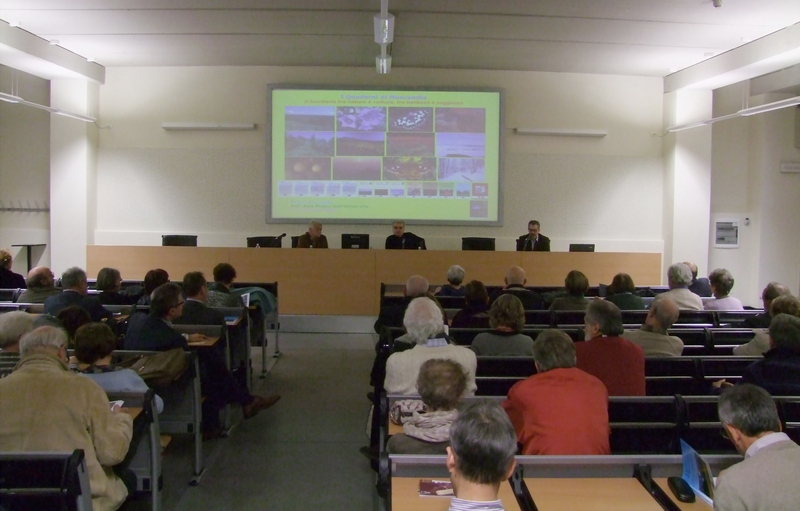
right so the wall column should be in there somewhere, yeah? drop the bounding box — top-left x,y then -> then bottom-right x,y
662,89 -> 713,279
50,79 -> 98,273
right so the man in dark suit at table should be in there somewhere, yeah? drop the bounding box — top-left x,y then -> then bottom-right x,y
44,267 -> 115,324
517,220 -> 550,252
296,220 -> 328,248
385,220 -> 425,250
125,283 -> 279,437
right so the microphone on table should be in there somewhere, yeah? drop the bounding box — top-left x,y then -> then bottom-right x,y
524,238 -> 532,251
401,237 -> 406,249
272,233 -> 287,248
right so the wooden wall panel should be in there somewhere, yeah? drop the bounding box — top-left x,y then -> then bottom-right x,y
87,246 -> 661,315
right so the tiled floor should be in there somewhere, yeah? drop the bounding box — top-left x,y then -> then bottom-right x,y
153,333 -> 378,511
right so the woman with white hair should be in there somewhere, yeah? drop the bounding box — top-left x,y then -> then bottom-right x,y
384,297 -> 477,396
435,265 -> 466,297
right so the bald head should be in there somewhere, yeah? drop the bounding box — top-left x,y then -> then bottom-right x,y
649,298 -> 680,332
505,266 -> 526,286
682,262 -> 699,279
26,266 -> 55,289
405,275 -> 430,298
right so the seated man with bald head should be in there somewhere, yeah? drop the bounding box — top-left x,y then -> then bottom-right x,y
622,298 -> 684,357
744,282 -> 790,329
684,261 -> 712,297
490,266 -> 543,310
652,263 -> 703,310
15,266 -> 61,303
374,275 -> 431,333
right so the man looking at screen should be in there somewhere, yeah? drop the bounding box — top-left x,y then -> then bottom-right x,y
385,221 -> 425,250
517,220 -> 550,251
296,220 -> 328,248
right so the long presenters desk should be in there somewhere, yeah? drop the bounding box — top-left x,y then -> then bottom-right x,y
87,246 -> 661,316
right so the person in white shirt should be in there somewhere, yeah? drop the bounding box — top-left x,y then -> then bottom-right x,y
652,263 -> 703,311
714,384 -> 800,511
704,268 -> 744,311
384,297 -> 477,396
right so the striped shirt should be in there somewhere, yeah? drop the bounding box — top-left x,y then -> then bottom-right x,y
448,498 -> 505,511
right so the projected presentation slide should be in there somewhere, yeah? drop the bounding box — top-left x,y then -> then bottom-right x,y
269,88 -> 501,224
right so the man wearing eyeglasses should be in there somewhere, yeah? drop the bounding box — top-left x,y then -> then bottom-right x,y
125,283 -> 280,439
715,384 -> 800,511
516,220 -> 550,252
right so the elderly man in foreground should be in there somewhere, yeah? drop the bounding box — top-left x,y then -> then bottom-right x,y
0,326 -> 133,511
652,263 -> 703,310
384,297 -> 477,396
503,329 -> 610,455
714,384 -> 800,511
446,401 -> 518,511
622,298 -> 684,356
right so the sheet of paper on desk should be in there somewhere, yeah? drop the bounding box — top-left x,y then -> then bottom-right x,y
419,479 -> 453,497
680,439 -> 714,506
109,400 -> 124,409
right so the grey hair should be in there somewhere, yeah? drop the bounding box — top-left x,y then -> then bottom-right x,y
650,298 -> 679,331
403,297 -> 444,344
584,299 -> 624,336
308,220 -> 322,229
769,314 -> 800,353
61,267 -> 87,289
405,275 -> 430,298
667,263 -> 692,288
446,265 -> 465,286
709,268 -> 735,296
96,267 -> 121,292
449,401 -> 517,485
19,326 -> 68,358
718,384 -> 780,437
532,329 -> 576,372
0,311 -> 36,349
763,282 -> 790,303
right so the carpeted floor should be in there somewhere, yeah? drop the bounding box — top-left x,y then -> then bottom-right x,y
150,335 -> 377,511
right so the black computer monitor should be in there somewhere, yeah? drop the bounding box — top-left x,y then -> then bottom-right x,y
247,236 -> 282,248
461,237 -> 496,251
162,235 -> 197,247
341,233 -> 370,249
569,243 -> 595,252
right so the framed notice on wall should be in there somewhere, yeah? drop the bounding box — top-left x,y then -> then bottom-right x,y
713,218 -> 739,249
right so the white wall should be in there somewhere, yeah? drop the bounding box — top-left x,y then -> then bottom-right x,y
93,66 -> 665,263
0,66 -> 51,274
709,85 -> 800,306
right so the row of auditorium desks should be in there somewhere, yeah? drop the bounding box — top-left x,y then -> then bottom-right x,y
387,454 -> 740,511
87,246 -> 662,315
393,477 -> 710,511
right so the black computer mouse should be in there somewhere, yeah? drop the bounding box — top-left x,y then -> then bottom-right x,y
668,476 -> 696,503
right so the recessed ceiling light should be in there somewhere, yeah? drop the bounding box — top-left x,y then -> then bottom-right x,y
8,21 -> 20,27
49,40 -> 60,45
86,56 -> 96,62
703,52 -> 715,58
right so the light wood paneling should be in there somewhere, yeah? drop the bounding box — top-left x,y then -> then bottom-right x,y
392,477 -> 520,511
87,246 -> 661,315
524,478 -> 661,511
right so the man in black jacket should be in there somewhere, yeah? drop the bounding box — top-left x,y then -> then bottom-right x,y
44,267 -> 114,324
517,220 -> 550,251
125,282 -> 279,437
385,221 -> 425,250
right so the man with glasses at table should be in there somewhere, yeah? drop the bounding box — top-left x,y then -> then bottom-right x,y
517,220 -> 550,252
125,283 -> 279,439
715,384 -> 800,511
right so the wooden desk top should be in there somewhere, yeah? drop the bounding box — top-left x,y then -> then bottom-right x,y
120,407 -> 142,420
392,477 -> 520,511
187,336 -> 220,347
653,478 -> 712,511
524,478 -> 661,511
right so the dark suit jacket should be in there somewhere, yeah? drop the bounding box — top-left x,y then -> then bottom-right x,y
491,285 -> 544,310
97,291 -> 131,306
385,232 -> 425,250
174,300 -> 226,328
296,233 -> 328,248
124,313 -> 187,351
742,348 -> 800,396
517,234 -> 551,252
0,267 -> 26,289
44,290 -> 115,324
688,277 -> 713,297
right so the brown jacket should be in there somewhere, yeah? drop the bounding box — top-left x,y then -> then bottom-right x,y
0,353 -> 133,511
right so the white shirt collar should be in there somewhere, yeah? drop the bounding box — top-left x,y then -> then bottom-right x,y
745,432 -> 791,458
